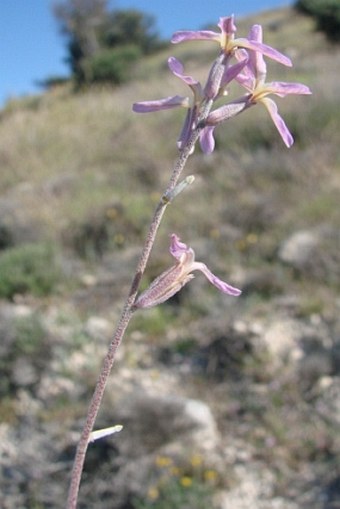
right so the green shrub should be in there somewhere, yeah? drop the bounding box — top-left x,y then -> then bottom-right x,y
14,313 -> 47,355
295,0 -> 340,41
0,313 -> 50,397
54,3 -> 164,86
0,224 -> 13,250
102,9 -> 165,54
0,243 -> 61,299
83,44 -> 141,84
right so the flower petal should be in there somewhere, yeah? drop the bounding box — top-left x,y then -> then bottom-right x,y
133,95 -> 189,112
221,55 -> 249,88
169,233 -> 193,260
261,97 -> 294,147
171,30 -> 219,44
234,49 -> 256,91
199,126 -> 216,154
193,262 -> 242,296
218,16 -> 237,37
168,57 -> 199,86
168,57 -> 203,101
246,25 -> 267,80
266,81 -> 312,97
237,38 -> 292,67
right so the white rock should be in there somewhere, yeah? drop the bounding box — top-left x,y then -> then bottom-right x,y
85,315 -> 111,341
262,319 -> 303,362
278,230 -> 319,267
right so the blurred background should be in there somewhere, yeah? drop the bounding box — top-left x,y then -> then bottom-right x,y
0,1 -> 339,508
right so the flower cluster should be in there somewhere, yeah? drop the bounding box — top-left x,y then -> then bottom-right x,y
133,15 -> 311,152
132,15 -> 312,309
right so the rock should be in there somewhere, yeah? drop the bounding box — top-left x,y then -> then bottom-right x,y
12,357 -> 39,387
258,314 -> 334,379
278,227 -> 340,283
316,376 -> 340,426
217,463 -> 299,509
262,318 -> 304,364
76,391 -> 221,508
79,273 -> 98,287
84,315 -> 111,342
114,391 -> 219,457
278,230 -> 320,269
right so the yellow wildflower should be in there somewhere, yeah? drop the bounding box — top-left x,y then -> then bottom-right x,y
204,469 -> 218,483
147,486 -> 159,500
155,455 -> 173,468
180,476 -> 193,487
190,453 -> 203,467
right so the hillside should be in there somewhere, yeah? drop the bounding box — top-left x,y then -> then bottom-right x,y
0,7 -> 339,509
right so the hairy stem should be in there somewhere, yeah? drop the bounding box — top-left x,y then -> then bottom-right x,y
66,126 -> 202,508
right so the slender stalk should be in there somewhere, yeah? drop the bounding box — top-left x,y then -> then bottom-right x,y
66,126 -> 202,508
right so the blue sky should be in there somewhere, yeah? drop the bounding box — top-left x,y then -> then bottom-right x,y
0,0 -> 291,107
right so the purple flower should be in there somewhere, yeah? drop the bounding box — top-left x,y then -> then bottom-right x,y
133,16 -> 311,153
172,15 -> 292,67
133,57 -> 216,153
134,234 -> 241,309
235,25 -> 312,147
132,57 -> 200,114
